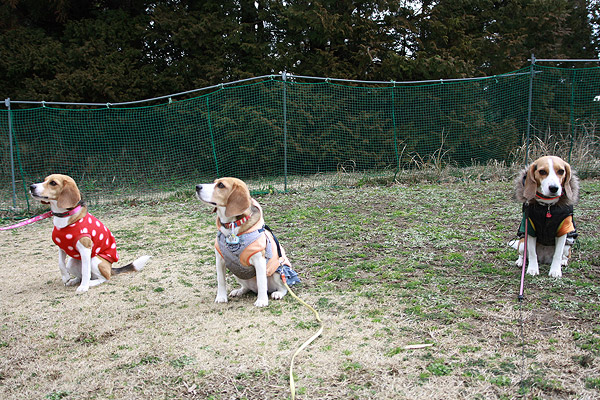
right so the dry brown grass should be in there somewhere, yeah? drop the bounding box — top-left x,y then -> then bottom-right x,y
1,180 -> 599,399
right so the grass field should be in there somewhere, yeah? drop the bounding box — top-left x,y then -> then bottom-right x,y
0,179 -> 599,399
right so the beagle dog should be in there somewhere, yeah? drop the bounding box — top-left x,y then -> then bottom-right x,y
512,156 -> 579,278
196,177 -> 299,307
30,174 -> 150,292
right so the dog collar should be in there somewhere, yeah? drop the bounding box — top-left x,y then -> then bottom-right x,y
220,213 -> 251,229
52,203 -> 83,218
535,192 -> 561,202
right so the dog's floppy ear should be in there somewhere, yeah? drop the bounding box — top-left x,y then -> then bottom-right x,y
522,161 -> 538,200
225,181 -> 251,218
563,161 -> 573,200
57,179 -> 81,209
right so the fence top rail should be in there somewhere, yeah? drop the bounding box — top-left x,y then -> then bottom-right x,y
530,58 -> 600,63
289,70 -> 534,85
4,69 -> 540,109
4,74 -> 277,108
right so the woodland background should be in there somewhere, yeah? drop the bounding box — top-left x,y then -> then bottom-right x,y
1,0 -> 600,103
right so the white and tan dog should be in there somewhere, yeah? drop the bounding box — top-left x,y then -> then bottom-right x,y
196,177 -> 299,307
512,156 -> 579,278
30,174 -> 150,292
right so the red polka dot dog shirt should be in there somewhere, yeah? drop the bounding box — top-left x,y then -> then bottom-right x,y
52,214 -> 118,262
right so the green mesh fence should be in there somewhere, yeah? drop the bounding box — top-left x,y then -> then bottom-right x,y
2,65 -> 600,213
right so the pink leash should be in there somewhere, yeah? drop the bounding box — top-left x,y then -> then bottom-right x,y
0,211 -> 53,231
0,205 -> 82,231
518,206 -> 529,301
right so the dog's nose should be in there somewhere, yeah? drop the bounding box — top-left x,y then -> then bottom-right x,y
29,184 -> 36,193
195,184 -> 202,193
549,185 -> 559,193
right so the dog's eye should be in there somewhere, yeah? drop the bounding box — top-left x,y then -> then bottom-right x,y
217,182 -> 225,189
538,170 -> 548,176
557,169 -> 565,176
49,181 -> 57,186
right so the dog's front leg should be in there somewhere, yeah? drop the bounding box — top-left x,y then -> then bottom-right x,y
215,251 -> 228,303
526,235 -> 539,276
250,253 -> 269,307
549,234 -> 567,278
75,239 -> 93,293
58,248 -> 71,284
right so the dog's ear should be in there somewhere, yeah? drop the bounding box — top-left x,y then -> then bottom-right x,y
523,161 -> 538,200
57,179 -> 81,209
225,181 -> 251,218
563,161 -> 573,200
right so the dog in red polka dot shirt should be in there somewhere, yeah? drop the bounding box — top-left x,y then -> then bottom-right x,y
30,174 -> 150,293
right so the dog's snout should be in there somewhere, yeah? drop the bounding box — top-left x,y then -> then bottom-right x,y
549,185 -> 559,193
196,184 -> 202,193
29,184 -> 36,193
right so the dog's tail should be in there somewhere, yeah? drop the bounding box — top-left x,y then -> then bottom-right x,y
111,255 -> 151,275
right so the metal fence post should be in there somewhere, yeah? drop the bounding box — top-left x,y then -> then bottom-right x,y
5,98 -> 17,208
391,82 -> 398,174
568,67 -> 576,163
525,54 -> 535,166
282,71 -> 288,192
206,96 -> 220,177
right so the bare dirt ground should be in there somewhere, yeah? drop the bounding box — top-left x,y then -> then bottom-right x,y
0,179 -> 599,400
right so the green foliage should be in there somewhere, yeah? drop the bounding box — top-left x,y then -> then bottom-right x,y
45,391 -> 69,400
426,359 -> 453,376
1,0 -> 599,102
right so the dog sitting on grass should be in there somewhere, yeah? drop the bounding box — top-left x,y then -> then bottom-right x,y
511,156 -> 579,278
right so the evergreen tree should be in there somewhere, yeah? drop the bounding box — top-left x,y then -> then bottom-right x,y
1,0 -> 599,102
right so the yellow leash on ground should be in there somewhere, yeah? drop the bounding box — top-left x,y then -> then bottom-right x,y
265,224 -> 323,399
282,278 -> 323,400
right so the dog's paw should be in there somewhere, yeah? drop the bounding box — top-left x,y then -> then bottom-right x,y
271,291 -> 286,300
254,298 -> 269,307
514,257 -> 524,266
76,285 -> 89,293
65,277 -> 80,286
549,266 -> 563,278
214,295 -> 228,304
526,265 -> 539,276
229,288 -> 248,298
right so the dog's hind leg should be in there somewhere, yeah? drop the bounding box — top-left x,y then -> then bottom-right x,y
75,239 -> 106,292
58,248 -> 72,285
268,274 -> 288,300
64,258 -> 82,286
64,258 -> 106,288
229,280 -> 252,298
88,257 -> 107,287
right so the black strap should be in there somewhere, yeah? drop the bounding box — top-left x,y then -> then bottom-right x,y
264,224 -> 283,258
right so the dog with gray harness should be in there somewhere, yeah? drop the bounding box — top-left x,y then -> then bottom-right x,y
196,177 -> 299,307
